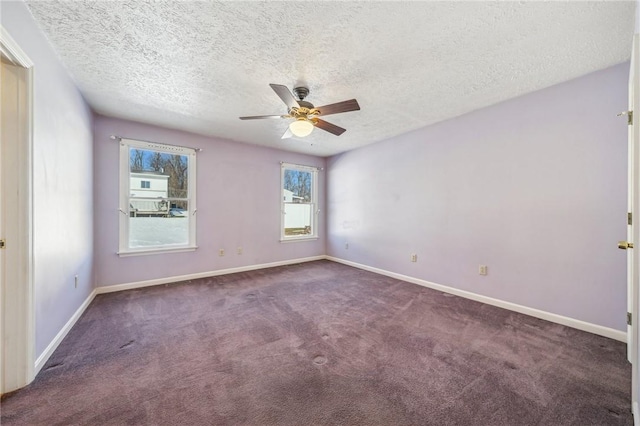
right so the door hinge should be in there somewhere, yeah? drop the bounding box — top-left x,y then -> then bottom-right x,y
629,212 -> 633,225
619,110 -> 633,125
0,239 -> 5,249
627,312 -> 632,326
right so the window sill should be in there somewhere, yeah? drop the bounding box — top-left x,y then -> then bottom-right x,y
279,236 -> 319,243
117,246 -> 198,257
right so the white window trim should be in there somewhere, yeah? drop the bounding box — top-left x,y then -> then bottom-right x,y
280,162 -> 319,242
118,138 -> 197,256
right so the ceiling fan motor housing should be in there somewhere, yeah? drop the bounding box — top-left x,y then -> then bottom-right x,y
297,100 -> 314,109
291,87 -> 314,113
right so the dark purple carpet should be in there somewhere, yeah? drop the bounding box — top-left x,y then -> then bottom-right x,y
1,260 -> 632,425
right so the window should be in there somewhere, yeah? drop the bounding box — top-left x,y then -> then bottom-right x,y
281,163 -> 318,241
119,138 -> 197,255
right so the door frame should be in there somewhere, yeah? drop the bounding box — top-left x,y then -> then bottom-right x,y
0,26 -> 35,395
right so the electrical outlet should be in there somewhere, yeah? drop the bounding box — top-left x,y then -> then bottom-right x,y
345,242 -> 349,250
410,254 -> 417,262
237,247 -> 243,255
479,265 -> 488,275
74,274 -> 78,288
219,249 -> 225,256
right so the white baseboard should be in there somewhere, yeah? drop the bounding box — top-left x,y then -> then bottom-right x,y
34,289 -> 97,376
326,256 -> 626,342
96,255 -> 327,294
633,402 -> 639,426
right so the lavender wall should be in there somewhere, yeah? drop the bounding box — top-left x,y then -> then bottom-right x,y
2,1 -> 94,357
93,116 -> 325,287
327,63 -> 629,331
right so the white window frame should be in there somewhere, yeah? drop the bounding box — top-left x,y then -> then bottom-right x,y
118,138 -> 197,256
280,162 -> 318,242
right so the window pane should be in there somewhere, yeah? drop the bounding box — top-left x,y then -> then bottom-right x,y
128,147 -> 190,249
121,139 -> 196,254
129,201 -> 189,248
284,203 -> 313,235
283,169 -> 312,204
281,165 -> 316,239
129,148 -> 189,198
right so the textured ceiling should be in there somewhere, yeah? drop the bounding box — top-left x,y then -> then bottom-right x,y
26,1 -> 636,157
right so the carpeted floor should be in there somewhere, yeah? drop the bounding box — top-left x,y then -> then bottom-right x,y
0,260 -> 632,425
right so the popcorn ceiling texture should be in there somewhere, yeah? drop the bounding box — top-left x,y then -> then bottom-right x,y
26,1 -> 635,156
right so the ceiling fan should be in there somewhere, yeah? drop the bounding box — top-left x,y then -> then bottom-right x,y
239,84 -> 360,139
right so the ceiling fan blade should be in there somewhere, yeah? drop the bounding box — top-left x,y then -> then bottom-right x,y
281,127 -> 293,139
239,114 -> 289,120
270,84 -> 300,110
315,99 -> 360,116
314,119 -> 346,136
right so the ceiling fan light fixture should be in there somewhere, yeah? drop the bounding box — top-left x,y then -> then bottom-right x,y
289,119 -> 314,137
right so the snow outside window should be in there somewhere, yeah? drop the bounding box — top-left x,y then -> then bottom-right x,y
281,163 -> 318,241
118,138 -> 197,256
